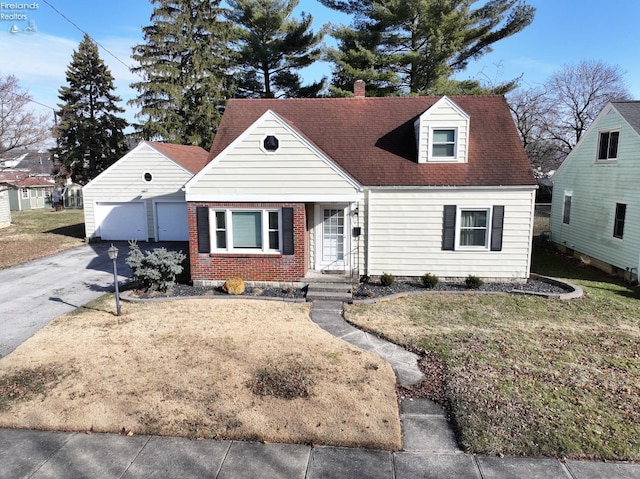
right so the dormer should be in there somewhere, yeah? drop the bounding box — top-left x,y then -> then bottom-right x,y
414,96 -> 470,164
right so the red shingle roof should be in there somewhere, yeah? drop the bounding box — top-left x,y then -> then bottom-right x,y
147,142 -> 210,175
208,96 -> 536,187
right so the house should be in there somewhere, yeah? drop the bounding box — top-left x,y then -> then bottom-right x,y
184,88 -> 537,286
550,101 -> 640,283
83,141 -> 209,242
0,150 -> 56,211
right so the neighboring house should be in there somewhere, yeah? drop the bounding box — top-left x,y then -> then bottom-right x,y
0,150 -> 56,211
0,172 -> 55,211
0,183 -> 11,228
83,141 -> 209,242
550,101 -> 640,283
184,89 -> 537,285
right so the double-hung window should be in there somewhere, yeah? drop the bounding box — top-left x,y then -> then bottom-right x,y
597,130 -> 619,161
562,193 -> 572,225
458,209 -> 490,248
431,128 -> 457,159
213,208 -> 281,253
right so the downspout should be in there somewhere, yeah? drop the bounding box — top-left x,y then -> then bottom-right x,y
365,189 -> 370,278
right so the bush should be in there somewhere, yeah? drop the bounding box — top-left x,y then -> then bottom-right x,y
465,275 -> 484,289
421,273 -> 439,289
380,272 -> 395,286
126,241 -> 186,292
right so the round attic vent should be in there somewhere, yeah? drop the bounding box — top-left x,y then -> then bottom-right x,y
143,172 -> 153,182
263,135 -> 279,152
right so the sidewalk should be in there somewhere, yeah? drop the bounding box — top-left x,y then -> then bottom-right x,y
2,427 -> 638,479
1,299 -> 638,478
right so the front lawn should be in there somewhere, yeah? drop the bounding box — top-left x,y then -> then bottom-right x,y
0,209 -> 85,269
344,244 -> 640,460
0,297 -> 401,450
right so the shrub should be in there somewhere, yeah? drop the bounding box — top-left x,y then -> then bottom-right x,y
465,275 -> 484,289
421,273 -> 439,289
126,241 -> 186,292
380,272 -> 395,286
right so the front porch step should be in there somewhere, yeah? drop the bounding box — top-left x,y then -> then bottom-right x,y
305,280 -> 354,302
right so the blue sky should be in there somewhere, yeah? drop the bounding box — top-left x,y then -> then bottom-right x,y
2,1 -> 640,131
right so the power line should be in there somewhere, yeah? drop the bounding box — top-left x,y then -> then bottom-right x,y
41,0 -> 137,75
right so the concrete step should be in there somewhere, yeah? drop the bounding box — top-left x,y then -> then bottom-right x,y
307,282 -> 353,293
306,290 -> 353,302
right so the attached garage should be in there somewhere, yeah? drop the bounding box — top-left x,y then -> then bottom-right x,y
95,202 -> 148,241
155,201 -> 188,241
82,141 -> 209,242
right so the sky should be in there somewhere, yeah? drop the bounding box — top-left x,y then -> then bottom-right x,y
2,0 -> 640,135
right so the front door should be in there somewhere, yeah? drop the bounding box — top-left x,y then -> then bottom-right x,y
316,205 -> 349,271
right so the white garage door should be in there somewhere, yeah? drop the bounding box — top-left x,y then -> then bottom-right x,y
156,202 -> 188,241
95,202 -> 148,241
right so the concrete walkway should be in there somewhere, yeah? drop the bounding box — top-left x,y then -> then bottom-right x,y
1,282 -> 639,477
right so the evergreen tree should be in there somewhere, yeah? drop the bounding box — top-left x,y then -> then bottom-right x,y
130,0 -> 235,149
52,34 -> 128,184
226,0 -> 325,98
321,0 -> 535,96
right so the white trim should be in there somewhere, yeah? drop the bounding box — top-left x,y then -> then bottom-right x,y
455,207 -> 492,250
428,126 -> 459,162
210,207 -> 282,254
184,110 -> 362,194
186,193 -> 361,202
314,203 -> 351,271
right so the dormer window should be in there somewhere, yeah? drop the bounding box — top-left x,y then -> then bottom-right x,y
432,128 -> 457,158
414,97 -> 469,164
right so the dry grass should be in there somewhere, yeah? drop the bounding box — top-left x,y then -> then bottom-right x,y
345,247 -> 640,461
0,209 -> 85,269
0,297 -> 401,450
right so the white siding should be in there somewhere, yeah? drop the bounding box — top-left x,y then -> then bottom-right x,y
83,143 -> 191,240
551,106 -> 640,273
0,188 -> 11,228
365,188 -> 535,280
416,97 -> 469,164
187,116 -> 359,201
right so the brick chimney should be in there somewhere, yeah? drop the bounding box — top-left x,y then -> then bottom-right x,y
354,80 -> 365,98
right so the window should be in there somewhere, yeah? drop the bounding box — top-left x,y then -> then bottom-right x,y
442,205 -> 504,251
613,203 -> 626,239
21,188 -> 28,199
459,209 -> 489,247
598,131 -> 619,160
563,193 -> 572,225
212,208 -> 281,252
432,129 -> 456,158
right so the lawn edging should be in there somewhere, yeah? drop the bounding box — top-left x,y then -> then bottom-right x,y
351,274 -> 582,305
120,289 -> 307,304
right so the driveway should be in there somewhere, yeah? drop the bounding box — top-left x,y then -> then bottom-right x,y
0,241 -> 188,359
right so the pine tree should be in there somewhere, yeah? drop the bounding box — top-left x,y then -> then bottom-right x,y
53,34 -> 128,184
226,0 -> 325,98
130,0 -> 235,149
321,0 -> 535,96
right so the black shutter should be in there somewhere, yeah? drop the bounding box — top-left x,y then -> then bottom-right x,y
196,207 -> 210,253
490,205 -> 504,251
442,205 -> 456,251
282,207 -> 294,255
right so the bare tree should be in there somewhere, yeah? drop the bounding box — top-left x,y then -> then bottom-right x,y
545,60 -> 630,151
0,74 -> 51,155
508,60 -> 630,176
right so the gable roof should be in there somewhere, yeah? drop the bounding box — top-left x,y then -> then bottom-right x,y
612,101 -> 640,135
209,96 -> 535,187
146,141 -> 210,174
